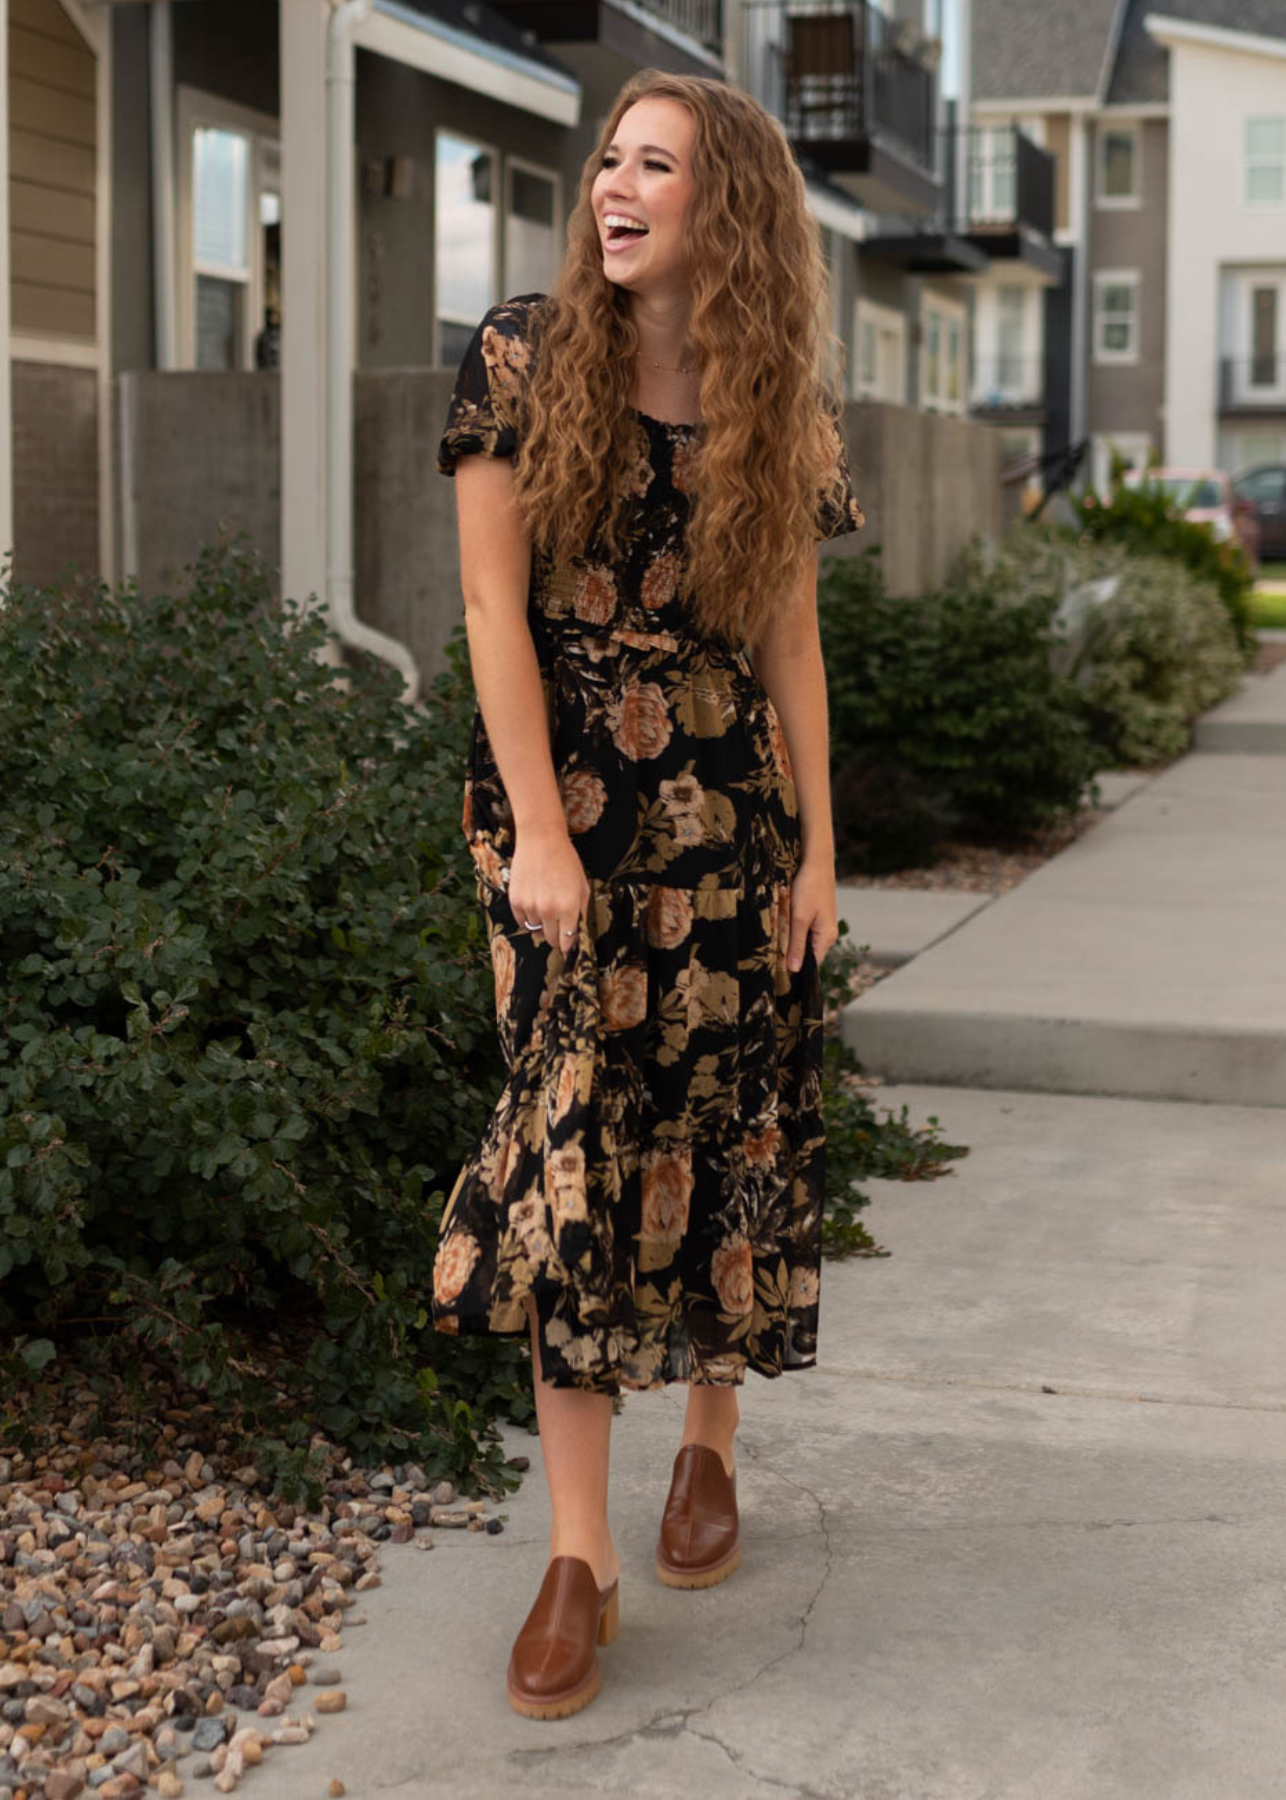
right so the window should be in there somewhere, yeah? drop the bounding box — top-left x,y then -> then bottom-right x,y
505,159 -> 560,298
434,136 -> 563,365
921,295 -> 966,413
1235,467 -> 1286,504
853,297 -> 906,404
435,132 -> 498,368
968,123 -> 1015,221
1097,124 -> 1139,206
1246,118 -> 1285,205
1251,285 -> 1279,388
996,284 -> 1025,391
1093,271 -> 1139,363
178,90 -> 281,371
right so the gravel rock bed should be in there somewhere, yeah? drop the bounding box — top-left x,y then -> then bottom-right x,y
0,1396 -> 518,1800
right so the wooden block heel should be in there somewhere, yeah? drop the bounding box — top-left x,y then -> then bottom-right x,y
597,1580 -> 619,1644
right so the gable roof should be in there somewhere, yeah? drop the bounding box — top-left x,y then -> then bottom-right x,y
1110,0 -> 1286,102
972,0 -> 1125,101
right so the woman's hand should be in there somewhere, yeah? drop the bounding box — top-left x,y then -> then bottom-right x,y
787,854 -> 838,973
506,821 -> 590,953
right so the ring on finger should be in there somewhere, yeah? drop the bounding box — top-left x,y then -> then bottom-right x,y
522,917 -> 542,931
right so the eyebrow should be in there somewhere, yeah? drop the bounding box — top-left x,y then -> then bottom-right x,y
605,142 -> 678,160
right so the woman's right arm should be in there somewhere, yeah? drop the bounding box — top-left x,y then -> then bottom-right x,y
454,453 -> 588,950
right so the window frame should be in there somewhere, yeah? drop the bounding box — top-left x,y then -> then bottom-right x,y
1096,121 -> 1141,211
176,86 -> 282,372
920,292 -> 967,416
852,295 -> 907,405
1093,269 -> 1140,366
433,127 -> 502,369
503,152 -> 563,300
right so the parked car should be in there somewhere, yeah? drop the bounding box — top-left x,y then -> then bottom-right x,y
1122,466 -> 1261,570
1231,465 -> 1286,563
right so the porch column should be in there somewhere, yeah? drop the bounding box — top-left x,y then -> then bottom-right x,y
279,0 -> 329,618
0,0 -> 13,574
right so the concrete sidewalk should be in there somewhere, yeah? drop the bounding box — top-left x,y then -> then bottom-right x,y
842,748 -> 1286,1107
1196,655 -> 1286,753
245,1087 -> 1286,1800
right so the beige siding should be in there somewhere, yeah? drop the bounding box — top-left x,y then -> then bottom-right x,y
1044,113 -> 1070,234
8,0 -> 97,340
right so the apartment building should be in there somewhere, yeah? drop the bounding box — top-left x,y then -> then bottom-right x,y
971,0 -> 1286,493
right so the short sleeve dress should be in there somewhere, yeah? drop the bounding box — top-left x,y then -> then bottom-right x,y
431,291 -> 865,1395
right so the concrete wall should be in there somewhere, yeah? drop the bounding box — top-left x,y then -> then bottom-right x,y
11,362 -> 99,588
119,370 -> 1006,672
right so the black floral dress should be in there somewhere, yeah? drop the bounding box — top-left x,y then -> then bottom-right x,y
432,292 -> 865,1395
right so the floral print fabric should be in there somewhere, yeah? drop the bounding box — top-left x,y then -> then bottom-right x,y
432,292 -> 864,1394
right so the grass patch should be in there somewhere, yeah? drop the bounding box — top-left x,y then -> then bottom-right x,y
1251,588 -> 1286,628
1258,561 -> 1286,583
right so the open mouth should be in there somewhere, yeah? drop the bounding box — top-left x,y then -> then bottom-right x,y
603,214 -> 649,248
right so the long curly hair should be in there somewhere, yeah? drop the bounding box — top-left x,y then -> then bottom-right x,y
509,71 -> 850,648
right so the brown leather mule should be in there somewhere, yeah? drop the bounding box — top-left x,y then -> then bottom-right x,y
506,1555 -> 620,1719
655,1442 -> 742,1588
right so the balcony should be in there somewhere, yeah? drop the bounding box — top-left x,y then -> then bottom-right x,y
742,0 -> 941,216
485,0 -> 723,73
942,124 -> 1062,282
1219,354 -> 1286,416
969,354 -> 1046,422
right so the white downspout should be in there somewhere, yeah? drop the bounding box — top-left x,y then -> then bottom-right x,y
150,2 -> 178,371
325,0 -> 420,702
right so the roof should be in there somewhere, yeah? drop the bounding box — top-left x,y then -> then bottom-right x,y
972,0 -> 1124,101
1110,0 -> 1286,101
975,0 -> 1286,107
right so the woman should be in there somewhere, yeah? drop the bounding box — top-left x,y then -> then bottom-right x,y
433,69 -> 864,1721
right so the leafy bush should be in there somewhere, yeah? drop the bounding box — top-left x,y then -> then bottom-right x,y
954,523 -> 1246,768
2,538 -> 963,1496
0,537 -> 528,1500
1068,552 -> 1246,766
818,546 -> 1098,869
1071,471 -> 1257,656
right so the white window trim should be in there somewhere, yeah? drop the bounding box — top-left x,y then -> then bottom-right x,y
852,296 -> 907,404
1096,120 -> 1141,210
1093,269 -> 1140,366
503,152 -> 564,293
176,86 -> 284,372
921,292 -> 967,416
1245,115 -> 1286,208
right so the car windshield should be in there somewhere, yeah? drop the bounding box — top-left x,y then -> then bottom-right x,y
1127,474 -> 1225,509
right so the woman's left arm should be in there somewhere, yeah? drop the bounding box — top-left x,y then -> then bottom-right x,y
746,546 -> 837,974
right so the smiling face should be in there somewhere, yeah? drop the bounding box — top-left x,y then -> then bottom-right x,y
590,96 -> 698,294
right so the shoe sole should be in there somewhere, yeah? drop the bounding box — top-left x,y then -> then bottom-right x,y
506,1584 -> 618,1719
654,1540 -> 742,1589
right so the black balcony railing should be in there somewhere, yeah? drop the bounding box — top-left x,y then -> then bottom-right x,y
1219,354 -> 1286,413
640,0 -> 722,50
941,123 -> 1054,239
742,0 -> 938,174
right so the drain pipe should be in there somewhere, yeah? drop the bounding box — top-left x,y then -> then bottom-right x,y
325,0 -> 420,701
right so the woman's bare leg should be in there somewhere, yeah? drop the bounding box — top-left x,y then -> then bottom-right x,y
524,1295 -> 621,1592
680,1382 -> 740,1477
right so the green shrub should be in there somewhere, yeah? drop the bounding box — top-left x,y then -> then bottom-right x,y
0,537 -> 529,1500
1068,553 -> 1246,766
1071,472 -> 1257,656
818,545 -> 1098,868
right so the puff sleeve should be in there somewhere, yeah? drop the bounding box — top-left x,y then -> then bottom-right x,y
813,400 -> 866,541
436,294 -> 541,477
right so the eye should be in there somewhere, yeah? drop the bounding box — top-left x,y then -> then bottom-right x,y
645,159 -> 671,171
